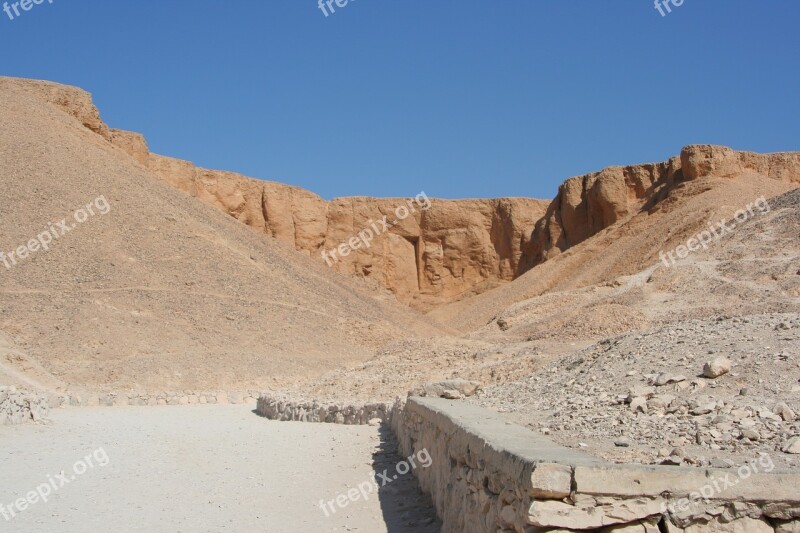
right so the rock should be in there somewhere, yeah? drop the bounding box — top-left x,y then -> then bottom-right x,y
741,429 -> 761,441
783,438 -> 800,455
654,373 -> 686,386
710,458 -> 735,468
529,463 -> 572,499
703,357 -> 732,379
683,516 -> 774,532
648,394 -> 675,410
630,397 -> 648,413
774,402 -> 797,422
422,380 -> 481,399
691,402 -> 717,416
528,499 -> 665,530
773,519 -> 800,533
627,386 -> 656,402
614,437 -> 631,448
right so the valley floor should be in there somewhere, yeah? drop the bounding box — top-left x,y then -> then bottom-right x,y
0,405 -> 439,533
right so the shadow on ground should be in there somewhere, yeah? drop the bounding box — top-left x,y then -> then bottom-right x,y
371,424 -> 442,532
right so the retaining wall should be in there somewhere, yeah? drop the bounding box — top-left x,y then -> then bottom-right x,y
255,395 -> 396,425
0,386 -> 49,425
51,390 -> 262,408
391,397 -> 800,533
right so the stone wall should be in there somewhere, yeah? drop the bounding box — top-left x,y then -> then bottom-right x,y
255,394 -> 396,425
391,397 -> 800,533
0,386 -> 49,425
51,390 -> 262,408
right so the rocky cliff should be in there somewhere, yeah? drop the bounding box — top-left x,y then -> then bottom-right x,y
145,152 -> 548,307
523,145 -> 800,269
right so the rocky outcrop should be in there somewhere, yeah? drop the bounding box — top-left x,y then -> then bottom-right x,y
0,386 -> 49,425
119,137 -> 549,307
682,144 -> 800,182
524,146 -> 800,268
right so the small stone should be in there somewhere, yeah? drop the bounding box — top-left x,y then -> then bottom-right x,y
710,458 -> 735,468
648,394 -> 675,410
774,402 -> 796,422
741,429 -> 761,441
627,386 -> 656,401
614,437 -> 631,448
703,357 -> 732,378
654,373 -> 686,386
783,438 -> 800,454
630,397 -> 648,413
692,402 -> 716,415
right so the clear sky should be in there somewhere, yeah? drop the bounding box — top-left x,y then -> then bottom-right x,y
1,1 -> 798,200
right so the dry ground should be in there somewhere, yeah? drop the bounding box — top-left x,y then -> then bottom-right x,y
0,404 -> 439,532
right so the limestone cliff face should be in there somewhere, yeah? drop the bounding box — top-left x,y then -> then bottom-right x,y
113,135 -> 549,308
523,146 -> 800,268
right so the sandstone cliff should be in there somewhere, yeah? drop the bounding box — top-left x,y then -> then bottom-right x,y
523,145 -> 800,269
143,152 -> 548,307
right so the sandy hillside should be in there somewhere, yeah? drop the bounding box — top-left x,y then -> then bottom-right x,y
0,78 -> 443,394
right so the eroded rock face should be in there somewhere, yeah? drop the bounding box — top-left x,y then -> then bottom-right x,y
524,146 -> 800,268
123,144 -> 549,307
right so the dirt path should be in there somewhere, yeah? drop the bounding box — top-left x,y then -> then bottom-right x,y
0,405 -> 439,532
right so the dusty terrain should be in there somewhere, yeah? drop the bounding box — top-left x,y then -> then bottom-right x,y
0,404 -> 440,532
472,313 -> 800,469
0,77 -> 441,394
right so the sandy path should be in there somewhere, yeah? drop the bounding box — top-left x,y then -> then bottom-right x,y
0,405 -> 439,532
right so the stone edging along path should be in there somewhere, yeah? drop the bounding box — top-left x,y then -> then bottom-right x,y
256,394 -> 800,533
0,386 -> 49,425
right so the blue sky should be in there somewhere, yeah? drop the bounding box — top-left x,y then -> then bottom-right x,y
1,1 -> 798,200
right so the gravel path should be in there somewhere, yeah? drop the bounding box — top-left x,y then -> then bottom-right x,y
0,405 -> 438,532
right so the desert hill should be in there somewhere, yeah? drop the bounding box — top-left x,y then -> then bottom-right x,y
0,77 -> 442,393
